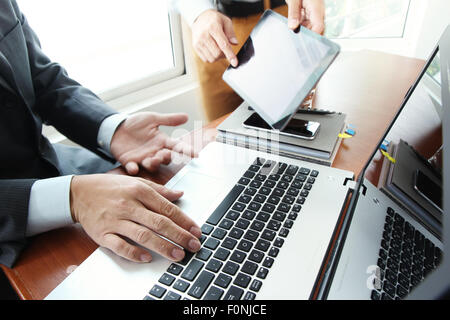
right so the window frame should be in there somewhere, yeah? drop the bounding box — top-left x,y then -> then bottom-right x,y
98,10 -> 187,103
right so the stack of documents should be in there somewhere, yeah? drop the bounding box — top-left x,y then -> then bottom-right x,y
216,103 -> 346,166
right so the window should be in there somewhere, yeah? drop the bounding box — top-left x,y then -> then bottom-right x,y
17,0 -> 185,100
324,0 -> 411,39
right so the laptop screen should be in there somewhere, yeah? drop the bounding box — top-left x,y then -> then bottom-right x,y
360,48 -> 445,236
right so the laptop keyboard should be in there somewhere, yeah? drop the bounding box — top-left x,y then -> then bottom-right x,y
144,157 -> 319,300
371,207 -> 442,300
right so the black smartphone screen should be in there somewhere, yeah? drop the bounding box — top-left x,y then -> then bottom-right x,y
243,112 -> 319,139
414,170 -> 442,210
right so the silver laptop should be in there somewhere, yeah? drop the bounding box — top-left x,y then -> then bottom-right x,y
45,20 -> 449,300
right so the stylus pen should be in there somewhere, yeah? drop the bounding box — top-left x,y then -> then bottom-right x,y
247,106 -> 335,115
296,109 -> 335,115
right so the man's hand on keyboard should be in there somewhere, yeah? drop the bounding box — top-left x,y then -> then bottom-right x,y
69,174 -> 202,263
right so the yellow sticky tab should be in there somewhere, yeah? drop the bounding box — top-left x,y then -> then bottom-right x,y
381,150 -> 396,164
338,133 -> 353,139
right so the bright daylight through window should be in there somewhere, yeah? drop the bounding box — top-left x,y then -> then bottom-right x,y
18,0 -> 177,96
324,0 -> 411,39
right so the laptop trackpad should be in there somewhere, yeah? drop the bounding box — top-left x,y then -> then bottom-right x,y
171,171 -> 226,225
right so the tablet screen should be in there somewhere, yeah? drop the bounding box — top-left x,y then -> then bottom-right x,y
223,10 -> 340,130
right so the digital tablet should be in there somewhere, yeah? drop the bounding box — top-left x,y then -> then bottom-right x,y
222,10 -> 340,131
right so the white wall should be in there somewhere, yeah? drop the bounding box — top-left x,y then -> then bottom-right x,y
413,0 -> 450,59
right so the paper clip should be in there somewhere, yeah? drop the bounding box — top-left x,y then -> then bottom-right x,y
381,150 -> 396,164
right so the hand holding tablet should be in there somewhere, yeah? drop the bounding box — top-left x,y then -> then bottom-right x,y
223,10 -> 340,132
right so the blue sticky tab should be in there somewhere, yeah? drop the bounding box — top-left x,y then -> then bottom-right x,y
345,129 -> 356,136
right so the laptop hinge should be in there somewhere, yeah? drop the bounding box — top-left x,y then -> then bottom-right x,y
343,177 -> 367,195
343,177 -> 357,190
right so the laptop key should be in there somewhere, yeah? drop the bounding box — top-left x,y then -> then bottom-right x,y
269,247 -> 279,258
230,250 -> 247,263
257,187 -> 270,196
205,258 -> 223,273
173,279 -> 190,293
244,171 -> 255,179
206,184 -> 245,225
214,273 -> 232,289
244,187 -> 257,196
181,259 -> 204,281
250,279 -> 263,292
187,270 -> 215,299
179,251 -> 195,266
244,229 -> 259,242
158,273 -> 175,286
286,165 -> 299,175
248,249 -> 265,263
211,228 -> 227,240
234,272 -> 251,288
232,202 -> 246,212
224,286 -> 244,300
149,285 -> 166,298
256,212 -> 270,222
250,180 -> 262,188
164,291 -> 181,300
201,224 -> 214,235
229,227 -> 244,239
222,237 -> 238,250
256,267 -> 269,279
255,239 -> 270,252
250,220 -> 265,232
236,218 -> 250,230
279,228 -> 289,238
261,229 -> 276,241
243,291 -> 257,300
214,248 -> 230,261
273,212 -> 286,222
288,212 -> 298,220
167,263 -> 183,276
263,257 -> 274,268
204,238 -> 220,250
241,261 -> 258,276
262,203 -> 275,213
204,286 -> 224,300
242,207 -> 256,220
223,261 -> 240,276
238,239 -> 253,252
226,210 -> 240,221
267,220 -> 281,231
274,237 -> 284,248
238,195 -> 252,204
284,220 -> 293,229
238,177 -> 250,185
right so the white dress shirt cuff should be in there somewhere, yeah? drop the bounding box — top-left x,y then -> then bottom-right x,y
97,113 -> 128,158
172,0 -> 215,26
26,175 -> 75,237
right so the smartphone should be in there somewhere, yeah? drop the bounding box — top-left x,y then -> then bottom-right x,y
243,113 -> 320,140
413,169 -> 443,213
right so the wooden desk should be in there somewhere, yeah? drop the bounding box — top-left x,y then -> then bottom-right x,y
1,50 -> 425,300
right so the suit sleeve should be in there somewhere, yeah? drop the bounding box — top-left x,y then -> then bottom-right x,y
0,179 -> 36,267
17,8 -> 118,157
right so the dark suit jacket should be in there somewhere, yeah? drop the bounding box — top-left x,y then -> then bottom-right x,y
0,0 -> 118,267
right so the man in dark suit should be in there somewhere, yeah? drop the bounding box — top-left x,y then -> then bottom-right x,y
0,0 -> 202,268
